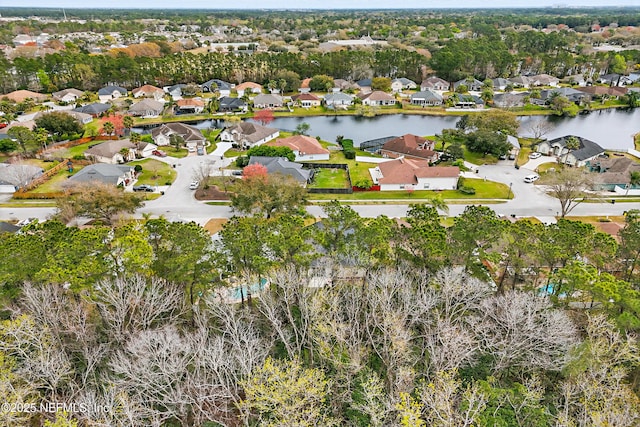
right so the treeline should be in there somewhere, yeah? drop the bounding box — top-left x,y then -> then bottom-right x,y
1,206 -> 640,426
1,49 -> 427,92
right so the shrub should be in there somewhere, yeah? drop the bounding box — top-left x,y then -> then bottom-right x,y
236,156 -> 249,168
134,165 -> 143,173
72,154 -> 85,161
459,186 -> 476,195
344,149 -> 356,159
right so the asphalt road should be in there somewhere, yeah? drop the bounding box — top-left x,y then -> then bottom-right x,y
2,153 -> 640,224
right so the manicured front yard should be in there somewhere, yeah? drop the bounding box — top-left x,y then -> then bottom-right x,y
310,178 -> 509,200
128,159 -> 177,185
30,165 -> 85,193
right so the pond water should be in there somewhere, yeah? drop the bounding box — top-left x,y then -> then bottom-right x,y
136,107 -> 640,150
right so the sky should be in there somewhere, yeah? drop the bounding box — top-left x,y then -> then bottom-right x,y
2,0 -> 640,9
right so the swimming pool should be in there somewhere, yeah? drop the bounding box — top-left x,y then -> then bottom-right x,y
230,277 -> 268,300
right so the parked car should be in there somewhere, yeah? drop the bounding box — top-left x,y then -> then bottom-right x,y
197,147 -> 205,156
231,170 -> 243,176
0,123 -> 7,129
189,181 -> 199,190
152,150 -> 167,157
523,174 -> 540,183
529,152 -> 542,159
187,146 -> 196,152
133,184 -> 154,192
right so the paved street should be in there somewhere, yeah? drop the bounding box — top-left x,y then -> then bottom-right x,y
2,152 -> 640,224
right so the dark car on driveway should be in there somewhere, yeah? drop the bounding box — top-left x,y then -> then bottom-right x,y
152,150 -> 167,157
133,184 -> 154,192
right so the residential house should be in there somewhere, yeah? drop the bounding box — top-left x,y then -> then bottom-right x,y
588,157 -> 640,192
165,84 -> 186,99
201,79 -> 234,96
324,92 -> 353,109
73,103 -> 110,117
369,157 -> 459,191
128,99 -> 165,117
292,93 -> 321,108
333,79 -> 355,91
537,135 -> 605,167
507,135 -> 521,159
529,74 -> 560,87
359,91 -> 396,106
84,139 -> 137,164
267,135 -> 330,161
66,164 -> 135,187
508,76 -> 531,88
391,78 -> 417,93
450,93 -> 484,109
151,123 -> 205,150
533,88 -> 587,105
355,78 -> 373,93
576,86 -> 627,98
379,134 -> 439,162
453,78 -> 483,92
562,74 -> 590,87
493,92 -> 528,108
98,85 -> 127,102
248,156 -> 312,184
298,78 -> 312,94
220,122 -> 280,149
218,96 -> 248,113
410,90 -> 443,106
235,82 -> 263,97
599,74 -> 633,87
132,84 -> 165,100
420,77 -> 450,92
1,90 -> 47,103
253,94 -> 284,109
52,88 -> 84,103
491,78 -> 511,91
0,222 -> 20,233
175,98 -> 206,114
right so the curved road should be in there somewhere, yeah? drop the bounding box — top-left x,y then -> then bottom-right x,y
2,154 -> 640,224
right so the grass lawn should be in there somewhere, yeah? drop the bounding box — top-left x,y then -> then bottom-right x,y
635,133 -> 640,151
165,147 -> 190,159
21,158 -> 60,171
536,162 -> 558,173
310,150 -> 372,184
58,141 -> 95,159
30,165 -> 85,193
309,167 -> 350,189
224,148 -> 246,158
310,178 -> 509,201
128,159 -> 177,185
463,148 -> 499,165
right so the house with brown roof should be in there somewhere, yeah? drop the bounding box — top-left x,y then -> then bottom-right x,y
235,82 -> 263,97
588,157 -> 640,192
84,139 -> 137,164
132,84 -> 165,100
1,90 -> 47,103
220,122 -> 280,149
298,78 -> 312,94
420,77 -> 450,92
292,93 -> 321,108
175,98 -> 205,114
52,88 -> 83,103
253,94 -> 284,109
577,86 -> 627,98
359,91 -> 396,106
151,123 -> 205,150
267,135 -> 330,161
369,157 -> 459,191
379,134 -> 439,162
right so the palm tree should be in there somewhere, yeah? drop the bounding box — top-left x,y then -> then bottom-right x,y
428,194 -> 449,215
563,136 -> 580,166
102,121 -> 115,136
123,115 -> 134,135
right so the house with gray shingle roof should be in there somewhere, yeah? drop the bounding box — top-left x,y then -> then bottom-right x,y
220,122 -> 279,149
129,99 -> 165,117
98,85 -> 128,102
84,139 -> 137,164
253,94 -> 284,109
201,79 -> 234,96
324,92 -> 353,108
248,156 -> 312,184
66,164 -> 134,187
537,135 -> 605,167
410,90 -> 443,106
151,123 -> 205,150
74,103 -> 110,117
